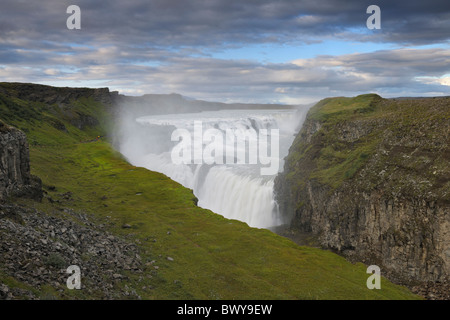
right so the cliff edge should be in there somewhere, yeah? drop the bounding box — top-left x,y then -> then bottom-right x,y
274,94 -> 449,298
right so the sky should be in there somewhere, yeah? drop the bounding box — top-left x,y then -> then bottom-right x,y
0,0 -> 449,104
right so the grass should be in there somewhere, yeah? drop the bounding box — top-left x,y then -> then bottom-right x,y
0,84 -> 421,299
308,94 -> 381,123
285,94 -> 450,194
310,134 -> 381,189
26,140 -> 420,299
283,95 -> 380,190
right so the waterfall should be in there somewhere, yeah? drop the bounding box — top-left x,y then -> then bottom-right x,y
119,108 -> 307,229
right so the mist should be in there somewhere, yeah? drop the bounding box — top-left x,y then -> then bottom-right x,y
113,94 -> 311,228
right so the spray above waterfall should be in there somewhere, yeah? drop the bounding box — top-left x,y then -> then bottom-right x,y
169,120 -> 280,175
117,107 -> 308,229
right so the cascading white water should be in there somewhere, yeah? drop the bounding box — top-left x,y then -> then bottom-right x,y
119,108 -> 307,229
196,166 -> 280,228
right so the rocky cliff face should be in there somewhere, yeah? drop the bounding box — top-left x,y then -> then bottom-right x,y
0,121 -> 42,201
274,95 -> 449,294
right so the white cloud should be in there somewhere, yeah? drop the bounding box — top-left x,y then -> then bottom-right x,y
0,1 -> 449,102
415,75 -> 450,87
3,46 -> 448,103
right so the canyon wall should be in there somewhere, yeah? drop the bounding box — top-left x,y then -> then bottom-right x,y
274,95 -> 449,286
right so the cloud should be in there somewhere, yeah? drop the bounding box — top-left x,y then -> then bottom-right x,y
0,0 -> 449,103
145,48 -> 450,102
1,0 -> 449,47
1,40 -> 449,104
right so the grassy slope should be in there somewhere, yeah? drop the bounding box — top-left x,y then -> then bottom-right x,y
0,86 -> 419,299
284,94 -> 449,196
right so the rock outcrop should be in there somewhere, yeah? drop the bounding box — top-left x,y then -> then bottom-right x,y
274,95 -> 449,298
0,204 -> 144,300
0,121 -> 42,201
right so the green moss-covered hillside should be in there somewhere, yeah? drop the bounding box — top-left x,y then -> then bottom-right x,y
278,94 -> 449,199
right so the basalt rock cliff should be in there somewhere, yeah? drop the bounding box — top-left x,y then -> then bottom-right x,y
0,120 -> 42,201
274,94 -> 449,298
